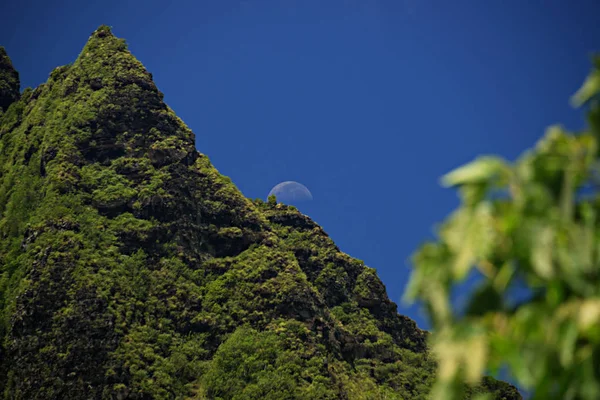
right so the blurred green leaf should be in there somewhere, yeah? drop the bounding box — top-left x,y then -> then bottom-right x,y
558,321 -> 578,367
571,70 -> 600,107
578,298 -> 600,330
441,156 -> 508,188
439,203 -> 496,281
530,224 -> 555,279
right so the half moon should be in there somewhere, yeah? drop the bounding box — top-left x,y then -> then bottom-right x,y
268,181 -> 313,203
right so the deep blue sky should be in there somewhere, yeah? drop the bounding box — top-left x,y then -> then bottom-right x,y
2,0 -> 600,332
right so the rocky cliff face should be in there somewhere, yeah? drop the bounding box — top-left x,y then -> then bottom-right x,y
0,27 -> 521,400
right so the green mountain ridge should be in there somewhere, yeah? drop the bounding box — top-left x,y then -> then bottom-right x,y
0,26 -> 521,399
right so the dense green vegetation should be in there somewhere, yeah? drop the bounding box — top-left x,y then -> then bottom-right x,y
407,58 -> 600,399
0,47 -> 19,114
0,26 -> 519,399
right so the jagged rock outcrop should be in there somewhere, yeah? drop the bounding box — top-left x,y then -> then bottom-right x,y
0,26 -> 521,400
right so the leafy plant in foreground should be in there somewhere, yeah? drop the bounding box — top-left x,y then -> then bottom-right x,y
406,57 -> 600,400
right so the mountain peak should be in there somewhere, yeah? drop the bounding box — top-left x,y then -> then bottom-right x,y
0,46 -> 20,112
91,24 -> 115,38
74,25 -> 144,79
0,28 -> 521,399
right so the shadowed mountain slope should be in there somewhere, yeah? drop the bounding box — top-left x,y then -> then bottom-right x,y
0,26 -> 521,400
0,47 -> 20,113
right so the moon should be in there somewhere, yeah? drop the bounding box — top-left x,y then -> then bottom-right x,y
268,181 -> 313,204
